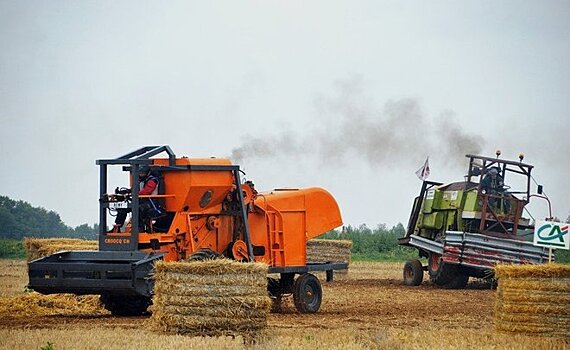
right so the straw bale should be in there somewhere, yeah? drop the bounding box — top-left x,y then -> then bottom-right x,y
497,302 -> 570,315
154,295 -> 270,309
153,272 -> 267,286
495,321 -> 570,337
498,289 -> 570,304
306,239 -> 352,263
150,312 -> 267,336
306,239 -> 353,249
154,258 -> 267,275
0,292 -> 107,318
24,238 -> 98,261
495,312 -> 570,324
150,259 -> 271,337
154,282 -> 267,297
307,239 -> 352,277
495,263 -> 570,279
159,304 -> 269,318
494,263 -> 570,339
498,277 -> 570,292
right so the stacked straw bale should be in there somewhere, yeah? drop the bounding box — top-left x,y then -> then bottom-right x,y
494,263 -> 570,339
150,259 -> 271,337
307,239 -> 352,276
24,238 -> 98,261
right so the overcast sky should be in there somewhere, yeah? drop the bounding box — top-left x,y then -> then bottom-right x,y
1,1 -> 569,229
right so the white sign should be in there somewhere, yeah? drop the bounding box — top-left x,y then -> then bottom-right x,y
533,220 -> 570,250
109,202 -> 129,209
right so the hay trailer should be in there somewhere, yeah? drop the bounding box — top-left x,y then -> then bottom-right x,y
399,153 -> 551,288
28,145 -> 347,315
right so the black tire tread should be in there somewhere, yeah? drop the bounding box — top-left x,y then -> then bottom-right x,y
403,259 -> 424,286
293,273 -> 322,314
428,253 -> 457,286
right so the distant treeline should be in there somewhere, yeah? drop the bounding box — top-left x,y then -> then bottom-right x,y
0,194 -> 567,263
0,195 -> 97,239
322,223 -> 418,261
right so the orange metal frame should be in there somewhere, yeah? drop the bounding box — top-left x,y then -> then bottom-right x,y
109,157 -> 343,267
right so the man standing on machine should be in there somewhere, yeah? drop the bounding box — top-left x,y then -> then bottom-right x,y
109,166 -> 159,233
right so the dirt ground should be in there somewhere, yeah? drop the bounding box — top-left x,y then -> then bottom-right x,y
1,260 -> 566,350
0,261 -> 494,330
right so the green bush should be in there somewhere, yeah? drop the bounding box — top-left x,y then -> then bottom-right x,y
0,239 -> 26,259
321,223 -> 418,262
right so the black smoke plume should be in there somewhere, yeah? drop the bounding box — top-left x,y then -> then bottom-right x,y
231,78 -> 484,167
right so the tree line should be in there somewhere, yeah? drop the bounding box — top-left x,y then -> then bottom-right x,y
0,194 -> 567,262
0,196 -> 97,239
322,223 -> 417,261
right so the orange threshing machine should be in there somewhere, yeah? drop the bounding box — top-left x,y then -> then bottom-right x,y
28,146 -> 346,315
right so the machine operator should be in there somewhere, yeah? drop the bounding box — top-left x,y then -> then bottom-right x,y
109,166 -> 160,233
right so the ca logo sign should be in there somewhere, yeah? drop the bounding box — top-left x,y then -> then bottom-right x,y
534,221 -> 570,250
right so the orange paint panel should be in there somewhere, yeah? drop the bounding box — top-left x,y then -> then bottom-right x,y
152,158 -> 234,212
129,157 -> 343,268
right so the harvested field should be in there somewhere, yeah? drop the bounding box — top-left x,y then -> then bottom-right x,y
24,238 -> 97,261
1,259 -> 568,349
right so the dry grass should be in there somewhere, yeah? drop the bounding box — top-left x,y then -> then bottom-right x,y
1,325 -> 568,350
345,261 -> 404,280
24,238 -> 97,261
0,260 -> 28,297
150,259 -> 271,337
0,292 -> 108,318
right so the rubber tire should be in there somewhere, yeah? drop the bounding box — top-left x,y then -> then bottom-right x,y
442,273 -> 469,289
188,248 -> 221,261
267,277 -> 283,313
428,253 -> 457,286
403,259 -> 424,286
293,273 -> 322,314
100,294 -> 151,316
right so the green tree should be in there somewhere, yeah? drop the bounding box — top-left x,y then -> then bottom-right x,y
0,195 -> 96,239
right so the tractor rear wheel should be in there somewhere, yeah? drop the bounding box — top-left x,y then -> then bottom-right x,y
188,248 -> 221,261
293,273 -> 322,314
100,294 -> 151,316
403,259 -> 424,286
428,253 -> 457,286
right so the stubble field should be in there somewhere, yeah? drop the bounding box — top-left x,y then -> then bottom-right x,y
0,260 -> 567,349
